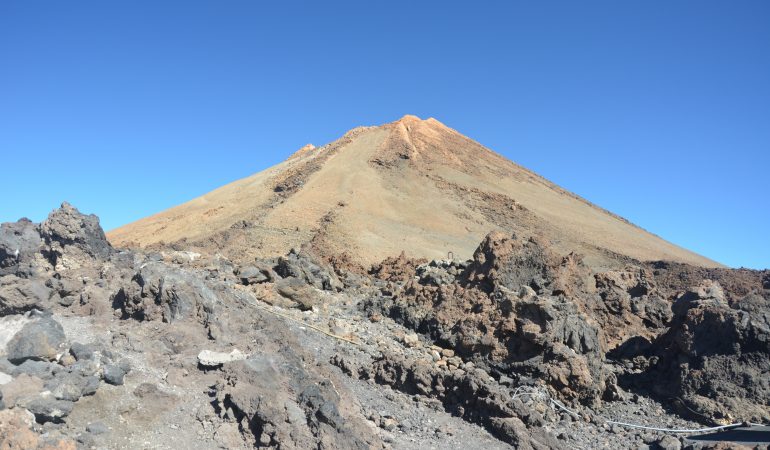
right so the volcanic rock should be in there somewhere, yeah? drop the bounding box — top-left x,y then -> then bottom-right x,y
6,317 -> 66,364
40,202 -> 113,270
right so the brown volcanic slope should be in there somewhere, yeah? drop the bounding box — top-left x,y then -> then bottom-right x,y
108,115 -> 720,269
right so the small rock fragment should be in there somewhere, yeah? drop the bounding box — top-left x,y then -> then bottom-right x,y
86,421 -> 109,435
403,333 -> 420,348
197,349 -> 247,367
102,365 -> 127,386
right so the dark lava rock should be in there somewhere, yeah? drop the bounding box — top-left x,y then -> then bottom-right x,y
274,248 -> 343,291
642,281 -> 770,422
69,342 -> 97,361
0,278 -> 53,315
45,372 -> 95,401
368,231 -> 612,406
112,261 -> 218,325
0,218 -> 42,270
103,364 -> 127,386
332,348 -> 561,449
10,359 -> 63,380
40,202 -> 113,267
237,265 -> 271,285
6,317 -> 67,364
214,354 -> 376,449
22,396 -> 75,423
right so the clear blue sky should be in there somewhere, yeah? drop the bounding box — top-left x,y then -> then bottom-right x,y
1,1 -> 768,269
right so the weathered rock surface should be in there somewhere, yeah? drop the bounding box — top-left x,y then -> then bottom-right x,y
237,265 -> 270,285
367,230 -> 770,425
6,317 -> 66,364
112,261 -> 218,325
40,202 -> 113,269
0,203 -> 768,449
368,232 -> 613,407
332,348 -> 562,449
275,248 -> 343,291
0,219 -> 42,271
275,277 -> 319,311
214,354 -> 375,449
643,281 -> 770,422
0,279 -> 52,315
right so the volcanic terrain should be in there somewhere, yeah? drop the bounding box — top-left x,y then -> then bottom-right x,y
1,117 -> 767,450
108,115 -> 720,270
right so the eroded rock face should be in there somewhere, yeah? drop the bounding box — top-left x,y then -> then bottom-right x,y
464,232 -> 561,294
368,232 -> 614,406
0,219 -> 43,271
112,261 -> 218,325
274,248 -> 343,292
0,279 -> 53,315
369,251 -> 427,283
332,349 -> 562,449
40,202 -> 113,270
591,267 -> 672,350
214,355 -> 374,449
367,230 -> 770,425
646,281 -> 770,422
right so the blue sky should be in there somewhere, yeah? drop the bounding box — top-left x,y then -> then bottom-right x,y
1,1 -> 768,269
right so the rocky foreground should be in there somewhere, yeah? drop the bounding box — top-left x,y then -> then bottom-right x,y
0,203 -> 768,449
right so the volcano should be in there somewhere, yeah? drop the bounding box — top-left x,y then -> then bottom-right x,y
107,115 -> 719,269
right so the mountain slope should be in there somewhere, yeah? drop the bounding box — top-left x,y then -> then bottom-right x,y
107,115 -> 720,269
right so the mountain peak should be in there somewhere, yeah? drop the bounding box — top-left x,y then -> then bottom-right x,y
108,117 -> 721,269
393,114 -> 423,124
389,114 -> 448,130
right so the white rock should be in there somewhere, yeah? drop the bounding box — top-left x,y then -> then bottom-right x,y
0,371 -> 12,385
197,349 -> 247,367
0,314 -> 33,354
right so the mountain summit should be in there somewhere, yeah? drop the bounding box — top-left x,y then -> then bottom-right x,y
108,115 -> 719,268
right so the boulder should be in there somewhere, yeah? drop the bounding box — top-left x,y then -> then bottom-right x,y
6,317 -> 66,364
237,265 -> 270,285
274,248 -> 343,291
11,360 -> 64,381
112,261 -> 218,324
275,278 -> 318,311
102,364 -> 127,386
463,232 -> 596,299
415,261 -> 457,286
69,342 -> 95,361
21,395 -> 74,423
45,372 -> 94,401
0,373 -> 44,407
0,219 -> 42,270
0,408 -> 40,448
86,421 -> 108,435
39,202 -> 112,269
